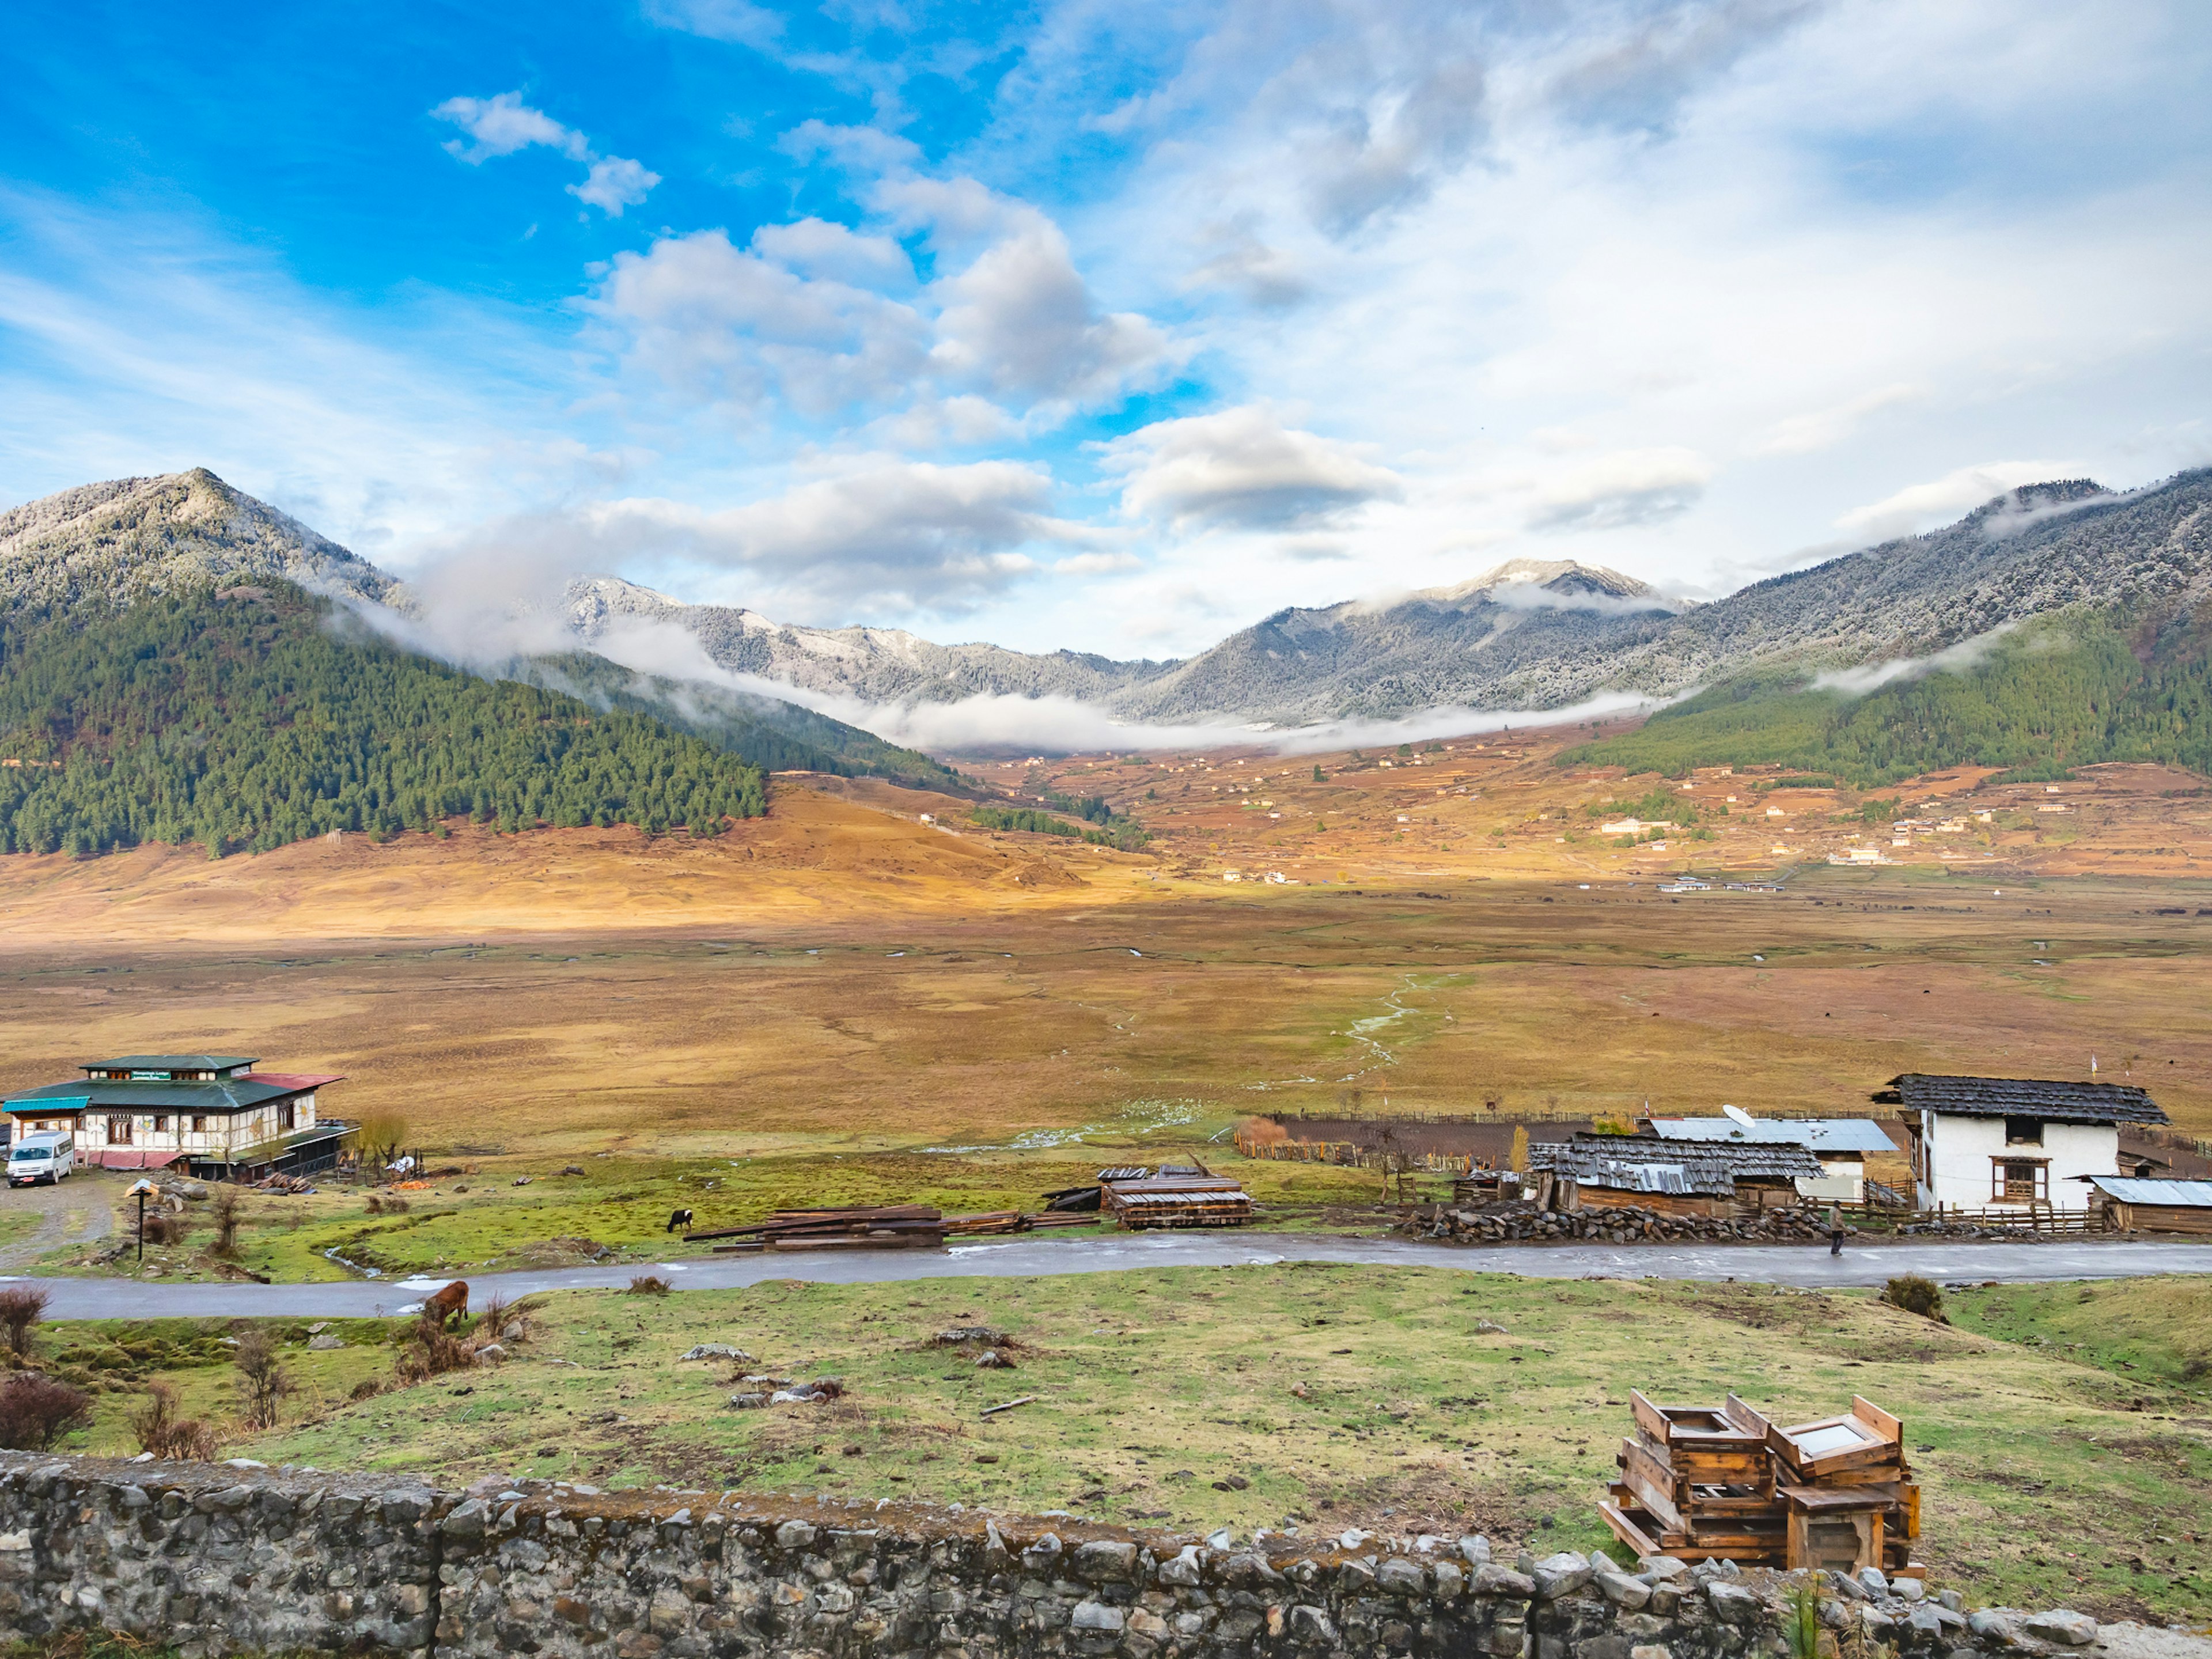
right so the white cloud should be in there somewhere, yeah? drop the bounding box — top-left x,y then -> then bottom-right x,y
570,157 -> 662,217
1755,382 -> 1922,456
1810,623 -> 2021,695
1100,404 -> 1403,531
433,93 -> 587,163
1527,448 -> 1713,532
1835,460 -> 2073,542
639,0 -> 783,50
432,92 -> 658,218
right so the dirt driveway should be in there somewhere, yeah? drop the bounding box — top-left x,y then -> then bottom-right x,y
0,1168 -> 117,1269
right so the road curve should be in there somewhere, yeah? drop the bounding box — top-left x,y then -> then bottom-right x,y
7,1232 -> 2212,1320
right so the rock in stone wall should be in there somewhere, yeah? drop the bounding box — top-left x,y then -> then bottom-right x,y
0,1454 -> 2074,1659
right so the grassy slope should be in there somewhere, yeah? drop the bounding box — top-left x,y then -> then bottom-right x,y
1565,609 -> 2212,787
33,1268 -> 2212,1622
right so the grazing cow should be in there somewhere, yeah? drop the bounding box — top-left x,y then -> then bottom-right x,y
421,1280 -> 468,1328
667,1208 -> 694,1233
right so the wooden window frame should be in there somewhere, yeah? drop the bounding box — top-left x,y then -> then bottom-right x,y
107,1112 -> 133,1146
1992,1157 -> 2048,1203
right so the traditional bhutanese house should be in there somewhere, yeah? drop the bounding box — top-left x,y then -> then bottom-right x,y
2080,1175 -> 2212,1236
1527,1135 -> 1824,1217
1875,1073 -> 2168,1214
1642,1117 -> 1900,1202
2,1055 -> 349,1181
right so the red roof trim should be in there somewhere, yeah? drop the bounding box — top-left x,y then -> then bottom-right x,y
244,1073 -> 344,1089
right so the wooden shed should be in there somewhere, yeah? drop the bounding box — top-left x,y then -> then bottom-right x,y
2083,1175 -> 2212,1236
1528,1136 -> 1824,1218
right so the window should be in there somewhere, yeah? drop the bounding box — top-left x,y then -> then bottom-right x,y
107,1112 -> 133,1145
152,1115 -> 169,1134
2003,1116 -> 2043,1146
278,1101 -> 296,1131
191,1115 -> 209,1132
1993,1159 -> 2047,1203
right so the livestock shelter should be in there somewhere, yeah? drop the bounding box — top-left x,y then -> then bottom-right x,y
2,1055 -> 349,1181
1876,1074 -> 2168,1213
1527,1135 -> 1824,1217
1642,1116 -> 1899,1202
2081,1175 -> 2212,1235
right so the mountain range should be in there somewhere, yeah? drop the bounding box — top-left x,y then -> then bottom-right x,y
560,469 -> 2212,726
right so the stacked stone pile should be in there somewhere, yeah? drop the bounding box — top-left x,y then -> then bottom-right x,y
0,1453 -> 2141,1659
1407,1202 -> 1835,1245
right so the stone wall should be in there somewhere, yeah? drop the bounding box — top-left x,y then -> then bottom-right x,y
0,1454 -> 2100,1659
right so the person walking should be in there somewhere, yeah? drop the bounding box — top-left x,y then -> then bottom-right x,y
1827,1202 -> 1846,1257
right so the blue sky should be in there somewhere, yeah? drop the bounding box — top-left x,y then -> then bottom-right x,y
3,0 -> 2210,660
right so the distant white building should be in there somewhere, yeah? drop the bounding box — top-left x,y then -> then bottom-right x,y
1643,1116 -> 1898,1202
1876,1073 -> 2167,1213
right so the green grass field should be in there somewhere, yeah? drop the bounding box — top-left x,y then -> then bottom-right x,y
25,1268 -> 2212,1624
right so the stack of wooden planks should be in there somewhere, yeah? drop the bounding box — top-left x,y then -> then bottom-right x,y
1599,1391 -> 1921,1576
687,1205 -> 948,1253
1101,1173 -> 1255,1230
941,1210 -> 1103,1237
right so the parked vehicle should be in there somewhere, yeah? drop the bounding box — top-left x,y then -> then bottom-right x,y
7,1131 -> 75,1186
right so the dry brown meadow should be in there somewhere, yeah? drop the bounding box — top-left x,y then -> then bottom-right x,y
0,725 -> 2206,1150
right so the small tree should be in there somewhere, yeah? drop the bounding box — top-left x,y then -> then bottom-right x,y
233,1330 -> 293,1429
210,1188 -> 243,1259
1882,1275 -> 1946,1322
130,1382 -> 220,1461
0,1373 -> 90,1450
350,1109 -> 408,1175
0,1287 -> 48,1361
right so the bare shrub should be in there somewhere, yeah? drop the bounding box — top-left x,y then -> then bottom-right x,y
628,1275 -> 672,1297
130,1382 -> 221,1461
395,1324 -> 474,1385
210,1189 -> 243,1259
475,1292 -> 511,1343
0,1373 -> 91,1449
0,1288 -> 48,1360
233,1330 -> 293,1429
365,1194 -> 410,1215
140,1211 -> 183,1248
349,1377 -> 383,1402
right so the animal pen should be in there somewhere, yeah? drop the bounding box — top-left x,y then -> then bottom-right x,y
1600,1391 -> 1922,1577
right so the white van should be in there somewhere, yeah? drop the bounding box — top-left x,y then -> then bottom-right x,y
7,1131 -> 74,1186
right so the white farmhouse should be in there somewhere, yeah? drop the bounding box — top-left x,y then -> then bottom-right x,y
1878,1073 -> 2166,1214
3,1053 -> 349,1181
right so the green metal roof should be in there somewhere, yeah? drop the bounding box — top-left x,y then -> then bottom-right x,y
84,1055 -> 256,1074
5,1077 -> 312,1114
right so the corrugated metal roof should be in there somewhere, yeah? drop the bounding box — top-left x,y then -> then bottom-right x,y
1646,1117 -> 1897,1154
2086,1176 -> 2212,1208
1882,1073 -> 2167,1126
85,1055 -> 256,1073
1529,1137 -> 1823,1196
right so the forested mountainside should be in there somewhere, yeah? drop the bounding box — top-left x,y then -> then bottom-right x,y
0,585 -> 766,857
513,653 -> 967,793
1567,603 -> 2212,786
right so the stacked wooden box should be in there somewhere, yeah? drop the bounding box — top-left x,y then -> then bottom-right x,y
1599,1391 -> 1920,1575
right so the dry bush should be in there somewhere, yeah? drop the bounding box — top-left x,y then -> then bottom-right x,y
395,1324 -> 474,1384
209,1189 -> 243,1259
0,1288 -> 48,1360
349,1377 -> 383,1402
232,1330 -> 293,1429
130,1382 -> 221,1461
365,1194 -> 411,1216
628,1275 -> 672,1297
139,1211 -> 184,1248
1882,1275 -> 1946,1322
0,1373 -> 90,1449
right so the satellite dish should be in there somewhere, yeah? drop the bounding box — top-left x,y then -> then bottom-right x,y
1721,1103 -> 1756,1130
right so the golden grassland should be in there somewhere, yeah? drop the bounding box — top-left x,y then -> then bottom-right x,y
33,1270 -> 2212,1623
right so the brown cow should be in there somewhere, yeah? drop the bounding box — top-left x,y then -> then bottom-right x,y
421,1281 -> 469,1328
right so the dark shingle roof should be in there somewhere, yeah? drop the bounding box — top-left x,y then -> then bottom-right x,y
1528,1136 -> 1823,1196
5,1077 -> 316,1114
1879,1074 -> 2167,1126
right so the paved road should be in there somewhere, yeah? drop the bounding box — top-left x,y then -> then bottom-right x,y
7,1230 -> 2212,1320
